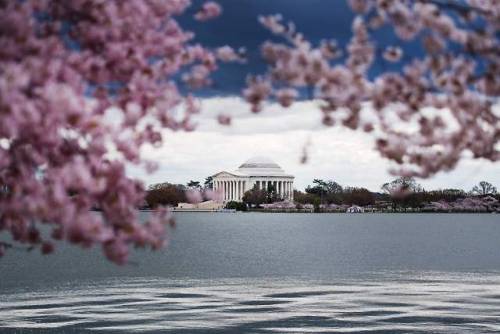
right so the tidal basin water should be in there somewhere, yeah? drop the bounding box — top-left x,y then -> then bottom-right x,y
1,213 -> 500,333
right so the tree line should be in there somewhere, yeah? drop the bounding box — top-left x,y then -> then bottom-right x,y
145,177 -> 498,211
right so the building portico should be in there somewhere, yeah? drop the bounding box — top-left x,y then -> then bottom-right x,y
212,157 -> 294,202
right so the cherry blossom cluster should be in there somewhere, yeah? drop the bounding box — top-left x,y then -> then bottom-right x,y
0,0 -> 235,263
247,0 -> 499,178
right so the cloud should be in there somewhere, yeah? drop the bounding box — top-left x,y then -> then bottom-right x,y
133,96 -> 499,192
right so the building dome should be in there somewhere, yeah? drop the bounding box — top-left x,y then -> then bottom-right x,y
236,156 -> 286,176
238,156 -> 280,169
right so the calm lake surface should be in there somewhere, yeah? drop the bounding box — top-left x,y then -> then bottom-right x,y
1,213 -> 500,333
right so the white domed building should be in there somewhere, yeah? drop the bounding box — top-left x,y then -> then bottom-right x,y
212,157 -> 294,202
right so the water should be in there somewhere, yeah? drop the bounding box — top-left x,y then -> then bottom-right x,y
1,213 -> 500,333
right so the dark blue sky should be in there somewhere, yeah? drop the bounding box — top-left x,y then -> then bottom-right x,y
179,0 -> 423,96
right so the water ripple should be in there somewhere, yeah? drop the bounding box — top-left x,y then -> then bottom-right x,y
1,272 -> 500,333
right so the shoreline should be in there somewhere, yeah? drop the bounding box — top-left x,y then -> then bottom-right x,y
161,209 -> 499,214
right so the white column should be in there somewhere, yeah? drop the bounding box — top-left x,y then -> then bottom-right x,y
233,180 -> 236,200
230,180 -> 233,201
237,180 -> 240,201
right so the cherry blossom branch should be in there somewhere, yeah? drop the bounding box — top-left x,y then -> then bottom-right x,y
0,0 -> 237,264
246,0 -> 499,178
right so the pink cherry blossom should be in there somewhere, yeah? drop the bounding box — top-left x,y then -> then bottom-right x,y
0,0 -> 234,264
243,76 -> 272,113
217,113 -> 232,125
186,189 -> 203,204
248,1 -> 499,178
275,88 -> 298,107
216,46 -> 244,62
383,46 -> 403,62
194,2 -> 222,21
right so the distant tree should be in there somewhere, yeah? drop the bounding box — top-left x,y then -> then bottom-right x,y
423,189 -> 466,203
266,184 -> 281,203
187,180 -> 201,189
204,176 -> 214,189
242,187 -> 268,207
381,177 -> 423,195
225,201 -> 247,211
305,184 -> 324,196
381,177 -> 424,210
324,180 -> 343,194
293,190 -> 319,205
306,179 -> 343,204
343,187 -> 375,206
312,197 -> 321,213
145,183 -> 187,208
471,181 -> 497,196
325,192 -> 343,205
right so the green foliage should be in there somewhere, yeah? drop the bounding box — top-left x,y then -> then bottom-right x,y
225,201 -> 247,211
204,176 -> 213,189
265,184 -> 281,203
187,180 -> 201,189
243,184 -> 281,206
312,197 -> 321,213
293,190 -> 318,204
305,179 -> 343,204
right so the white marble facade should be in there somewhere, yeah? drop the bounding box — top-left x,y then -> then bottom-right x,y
212,157 -> 294,202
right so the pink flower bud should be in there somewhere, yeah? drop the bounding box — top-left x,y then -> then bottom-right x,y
194,2 -> 222,21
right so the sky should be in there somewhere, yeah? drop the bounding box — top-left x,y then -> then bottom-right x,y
133,1 -> 499,192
